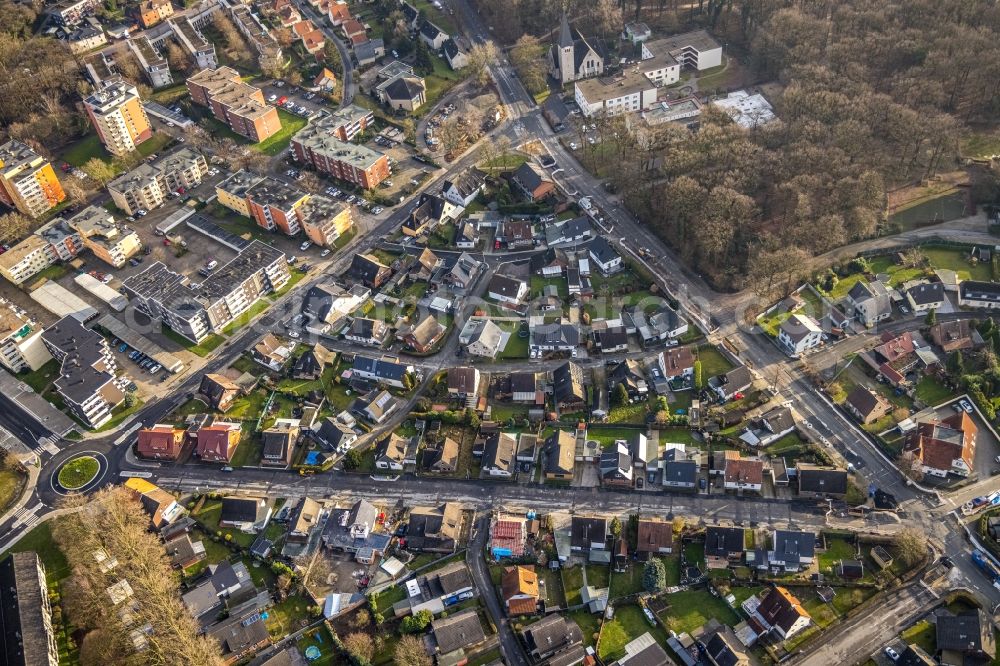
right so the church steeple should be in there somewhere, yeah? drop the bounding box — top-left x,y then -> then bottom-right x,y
558,12 -> 574,49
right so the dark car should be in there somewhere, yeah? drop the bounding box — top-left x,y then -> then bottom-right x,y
699,478 -> 707,490
940,556 -> 954,569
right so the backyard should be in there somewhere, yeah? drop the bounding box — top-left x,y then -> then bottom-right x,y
696,345 -> 734,377
598,604 -> 670,661
657,588 -> 739,635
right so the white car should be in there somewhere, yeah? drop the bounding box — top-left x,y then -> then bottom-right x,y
579,197 -> 592,210
166,121 -> 175,128
569,142 -> 579,150
268,94 -> 277,102
136,209 -> 147,217
372,206 -> 383,214
587,136 -> 596,144
288,331 -> 300,339
571,348 -> 578,358
299,241 -> 312,251
100,273 -> 113,284
884,647 -> 900,662
960,399 -> 973,413
320,248 -> 331,257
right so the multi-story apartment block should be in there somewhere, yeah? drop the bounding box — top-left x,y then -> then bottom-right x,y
299,195 -> 353,247
137,0 -> 174,28
0,236 -> 55,286
36,218 -> 83,262
83,81 -> 153,156
58,18 -> 108,55
108,163 -> 167,216
67,206 -> 142,268
169,17 -> 218,69
292,119 -> 390,189
229,4 -> 283,72
109,147 -> 208,215
127,35 -> 173,88
122,237 -> 289,343
187,67 -> 281,143
0,141 -> 66,218
320,104 -> 375,141
0,552 -> 61,666
0,299 -> 52,373
245,178 -> 309,235
41,316 -> 128,428
215,170 -> 263,217
47,0 -> 102,26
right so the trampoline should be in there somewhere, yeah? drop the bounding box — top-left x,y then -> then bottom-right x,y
304,646 -> 322,661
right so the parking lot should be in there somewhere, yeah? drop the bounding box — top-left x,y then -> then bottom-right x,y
259,80 -> 331,120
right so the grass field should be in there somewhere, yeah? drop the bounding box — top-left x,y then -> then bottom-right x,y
696,345 -> 733,377
0,467 -> 25,515
57,456 -> 99,489
610,565 -> 645,599
659,589 -> 738,635
256,110 -> 309,156
914,375 -> 955,406
162,326 -> 225,357
222,300 -> 272,335
562,565 -> 584,606
17,359 -> 60,392
599,605 -> 670,661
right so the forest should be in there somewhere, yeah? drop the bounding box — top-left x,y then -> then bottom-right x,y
476,0 -> 1000,292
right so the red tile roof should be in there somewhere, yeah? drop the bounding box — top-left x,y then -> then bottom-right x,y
491,517 -> 527,556
905,411 -> 977,473
724,458 -> 764,485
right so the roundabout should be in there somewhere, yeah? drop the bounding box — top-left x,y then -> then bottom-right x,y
52,452 -> 108,494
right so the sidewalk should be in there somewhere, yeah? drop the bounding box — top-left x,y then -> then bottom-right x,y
0,463 -> 39,529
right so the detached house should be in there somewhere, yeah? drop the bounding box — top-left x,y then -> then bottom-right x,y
765,530 -> 815,572
501,565 -> 539,615
599,441 -> 633,488
347,253 -> 391,288
441,168 -> 486,207
522,615 -> 584,664
481,432 -> 516,477
400,315 -> 446,353
199,373 -> 242,412
287,497 -> 323,544
488,274 -> 528,305
607,359 -> 648,397
460,318 -> 504,358
219,497 -> 270,531
796,464 -> 848,498
291,343 -> 334,380
407,503 -> 464,552
442,38 -> 468,70
356,389 -> 400,424
375,433 -> 417,471
724,456 -> 764,493
314,417 -> 358,451
905,282 -> 945,313
447,367 -> 481,397
904,411 -> 977,478
544,430 -> 576,481
778,314 -> 823,356
845,385 -> 892,425
742,586 -> 811,643
710,365 -> 753,402
588,237 -> 622,275
196,422 -> 242,463
552,361 -> 587,411
511,162 -> 555,202
419,20 -> 448,50
345,318 -> 390,347
137,424 -> 184,461
704,526 -> 746,568
846,280 -> 891,327
261,419 -> 299,468
351,355 -> 413,389
570,516 -> 608,552
936,610 -> 996,665
635,519 -> 673,559
251,334 -> 292,371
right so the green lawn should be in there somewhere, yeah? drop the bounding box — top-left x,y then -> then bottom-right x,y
371,583 -> 408,611
256,109 -> 309,156
192,499 -> 257,548
296,625 -> 337,666
0,467 -> 25,515
57,456 -> 99,489
662,556 -> 681,586
278,364 -> 336,397
222,300 -> 273,335
17,359 -> 60,393
599,605 -> 670,661
608,396 -> 658,424
658,589 -> 738,635
586,564 -> 610,589
562,565 -> 584,606
729,585 -> 763,606
230,432 -> 262,468
610,565 -> 645,599
921,246 -> 993,281
683,542 -> 705,567
569,609 -> 601,647
586,427 -> 643,447
94,397 -> 145,433
830,586 -> 876,614
265,594 -> 315,638
162,326 -> 225,357
914,375 -> 956,406
497,321 -> 529,359
268,269 -> 308,301
137,131 -> 174,157
35,264 -> 69,282
182,534 -> 232,578
696,345 -> 733,378
60,133 -> 113,167
817,538 -> 857,574
530,275 -> 569,300
900,619 -> 935,655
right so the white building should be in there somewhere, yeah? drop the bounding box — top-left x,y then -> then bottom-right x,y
777,314 -> 822,356
0,300 -> 51,373
712,90 -> 776,129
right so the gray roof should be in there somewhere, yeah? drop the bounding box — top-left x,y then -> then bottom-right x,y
936,609 -> 994,655
906,281 -> 944,306
0,553 -> 54,666
772,529 -> 815,563
705,527 -> 745,557
432,609 -> 485,654
588,236 -> 619,265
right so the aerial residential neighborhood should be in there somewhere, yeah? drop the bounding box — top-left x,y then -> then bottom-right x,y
0,0 -> 998,665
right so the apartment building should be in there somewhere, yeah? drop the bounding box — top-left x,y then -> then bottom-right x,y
187,67 -> 281,143
0,236 -> 55,285
68,206 -> 142,268
127,35 -> 173,88
0,141 -> 66,218
122,238 -> 289,343
169,17 -> 218,70
109,147 -> 208,215
0,552 -> 61,666
0,299 -> 52,373
215,170 -> 263,217
36,218 -> 83,262
229,4 -> 284,72
650,29 -> 722,71
58,18 -> 108,55
245,178 -> 309,235
137,0 -> 174,28
299,195 -> 353,247
41,316 -> 128,428
317,104 -> 375,141
47,0 -> 102,26
83,81 -> 153,156
292,118 -> 390,189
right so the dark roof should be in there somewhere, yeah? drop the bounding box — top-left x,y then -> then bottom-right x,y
663,453 -> 698,485
488,274 -> 525,299
704,526 -> 745,557
761,405 -> 795,433
221,497 -> 267,524
772,530 -> 815,563
523,613 -> 583,657
796,465 -> 848,495
432,609 -> 485,654
905,282 -> 944,306
407,503 -> 462,551
552,361 -> 586,403
754,586 -> 809,634
610,640 -> 671,666
421,561 -> 473,597
447,367 -> 478,393
594,326 -> 628,350
41,316 -> 118,405
442,37 -> 462,60
442,168 -> 485,200
261,426 -> 295,461
636,520 -> 673,554
897,646 -> 936,666
350,317 -> 387,340
542,94 -> 570,123
570,516 -> 607,548
384,76 -> 425,101
419,19 -> 444,40
936,609 -> 995,656
718,365 -> 753,392
258,647 -> 308,666
589,236 -> 619,265
702,630 -> 747,666
510,372 -> 537,393
512,162 -> 550,194
960,280 -> 1000,303
352,355 -> 408,381
0,552 -> 53,666
348,253 -> 389,285
315,418 -> 356,449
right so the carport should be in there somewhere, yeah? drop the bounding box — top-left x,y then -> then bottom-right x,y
96,314 -> 185,373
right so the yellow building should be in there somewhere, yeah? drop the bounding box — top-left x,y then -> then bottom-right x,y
0,236 -> 55,286
67,206 -> 142,269
0,141 -> 66,218
215,169 -> 263,218
83,81 -> 153,156
299,195 -> 353,247
138,0 -> 174,28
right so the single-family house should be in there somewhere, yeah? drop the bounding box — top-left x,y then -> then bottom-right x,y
599,441 -> 633,488
490,514 -> 528,559
930,320 -> 983,353
845,280 -> 891,327
347,253 -> 392,288
196,422 -> 242,463
356,389 -> 400,424
481,432 -> 516,477
460,318 -> 505,358
710,365 -> 753,402
374,433 -> 417,471
532,321 -> 580,352
522,614 -> 584,663
406,503 -> 464,552
287,497 -> 323,544
447,367 -> 481,397
137,424 -> 184,461
704,526 -> 746,568
351,355 -> 413,388
261,419 -> 299,468
544,430 -> 576,480
588,237 -> 622,275
552,361 -> 587,411
219,497 -> 270,531
904,411 -> 977,478
635,519 -> 673,559
419,20 -> 448,50
766,530 -> 815,572
441,168 -> 486,207
936,610 -> 996,665
442,38 -> 468,70
661,446 -> 699,489
345,318 -> 391,347
199,373 -> 242,412
742,586 -> 811,642
501,565 -> 539,615
844,385 -> 892,425
905,282 -> 945,313
488,274 -> 528,304
570,516 -> 608,552
251,334 -> 293,372
511,162 -> 555,202
313,417 -> 358,451
431,609 -> 485,657
291,343 -> 335,380
778,314 -> 823,356
724,456 -> 764,493
400,315 -> 446,353
796,464 -> 848,498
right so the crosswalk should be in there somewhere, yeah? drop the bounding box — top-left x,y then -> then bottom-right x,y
37,437 -> 59,456
10,502 -> 44,531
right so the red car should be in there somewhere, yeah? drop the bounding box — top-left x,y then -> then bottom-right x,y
163,238 -> 171,246
277,95 -> 288,105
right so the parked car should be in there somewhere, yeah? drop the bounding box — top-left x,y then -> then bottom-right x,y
884,647 -> 900,662
299,240 -> 312,251
320,248 -> 331,257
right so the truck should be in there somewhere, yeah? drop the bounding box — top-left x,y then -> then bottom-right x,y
961,490 -> 1000,516
971,550 -> 1000,590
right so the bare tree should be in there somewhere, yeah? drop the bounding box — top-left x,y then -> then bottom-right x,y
81,158 -> 117,187
393,635 -> 431,666
438,115 -> 466,156
165,41 -> 190,75
466,41 -> 499,87
893,527 -> 926,567
898,450 -> 925,482
0,211 -> 32,243
343,632 -> 375,662
299,171 -> 323,194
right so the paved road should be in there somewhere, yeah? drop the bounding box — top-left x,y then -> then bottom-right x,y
789,582 -> 940,666
291,0 -> 355,105
467,516 -> 529,666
